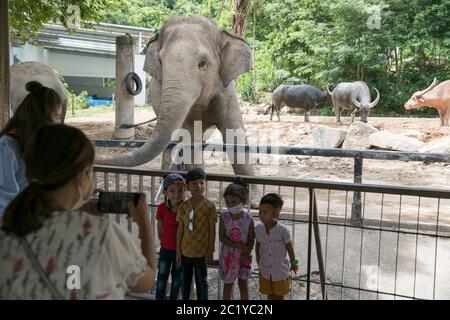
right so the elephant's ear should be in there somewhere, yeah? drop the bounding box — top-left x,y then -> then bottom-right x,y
143,33 -> 162,83
220,30 -> 253,88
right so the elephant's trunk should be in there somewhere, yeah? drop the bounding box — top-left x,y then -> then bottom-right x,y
96,80 -> 197,167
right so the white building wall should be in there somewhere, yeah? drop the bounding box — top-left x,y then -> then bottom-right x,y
47,51 -> 115,78
10,44 -> 147,106
11,44 -> 49,64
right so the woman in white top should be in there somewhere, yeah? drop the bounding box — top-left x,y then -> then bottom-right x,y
0,124 -> 156,299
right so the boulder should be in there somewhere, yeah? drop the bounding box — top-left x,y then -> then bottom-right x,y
394,129 -> 425,141
369,131 -> 425,152
342,122 -> 378,150
312,126 -> 347,148
419,136 -> 450,154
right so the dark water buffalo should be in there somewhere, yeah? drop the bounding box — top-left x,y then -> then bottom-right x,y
326,81 -> 380,125
271,84 -> 329,122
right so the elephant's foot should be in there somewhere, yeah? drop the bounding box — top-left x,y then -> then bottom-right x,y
249,184 -> 263,209
336,121 -> 343,126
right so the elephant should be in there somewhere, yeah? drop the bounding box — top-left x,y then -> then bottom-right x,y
95,16 -> 259,194
10,61 -> 68,122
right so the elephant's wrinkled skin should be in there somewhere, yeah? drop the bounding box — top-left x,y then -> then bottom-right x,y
96,16 -> 256,181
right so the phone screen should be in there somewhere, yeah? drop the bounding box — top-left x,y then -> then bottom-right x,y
97,192 -> 140,214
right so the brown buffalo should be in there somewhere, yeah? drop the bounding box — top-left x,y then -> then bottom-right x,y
404,78 -> 450,126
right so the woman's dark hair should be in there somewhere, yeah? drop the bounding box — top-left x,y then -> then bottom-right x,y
223,177 -> 249,203
260,193 -> 284,210
2,124 -> 95,237
0,81 -> 62,155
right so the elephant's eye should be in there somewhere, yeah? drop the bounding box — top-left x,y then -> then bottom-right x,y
198,61 -> 208,71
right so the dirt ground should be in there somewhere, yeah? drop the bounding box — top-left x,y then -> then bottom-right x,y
66,109 -> 450,227
67,109 -> 450,300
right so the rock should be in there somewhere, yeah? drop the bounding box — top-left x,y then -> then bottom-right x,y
393,129 -> 425,141
342,122 -> 379,150
256,103 -> 272,115
419,136 -> 450,154
312,126 -> 347,148
369,131 -> 425,152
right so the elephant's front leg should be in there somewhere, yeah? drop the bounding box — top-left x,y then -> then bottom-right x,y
161,148 -> 176,170
217,117 -> 262,207
161,122 -> 199,171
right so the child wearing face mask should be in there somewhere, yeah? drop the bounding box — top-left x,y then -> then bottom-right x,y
218,177 -> 255,300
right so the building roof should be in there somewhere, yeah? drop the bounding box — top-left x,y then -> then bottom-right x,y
12,22 -> 155,57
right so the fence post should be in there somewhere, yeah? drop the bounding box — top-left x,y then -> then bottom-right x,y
72,93 -> 75,116
114,35 -> 135,139
0,0 -> 10,130
351,153 -> 363,225
307,188 -> 314,300
312,190 -> 327,299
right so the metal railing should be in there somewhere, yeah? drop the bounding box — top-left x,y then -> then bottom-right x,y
93,165 -> 450,300
93,140 -> 450,224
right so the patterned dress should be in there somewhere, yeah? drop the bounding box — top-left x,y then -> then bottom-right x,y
0,211 -> 148,299
219,210 -> 253,284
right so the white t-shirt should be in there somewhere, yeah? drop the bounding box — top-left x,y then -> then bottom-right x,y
0,211 -> 148,299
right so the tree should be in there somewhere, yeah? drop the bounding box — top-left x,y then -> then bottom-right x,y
60,0 -> 449,115
231,0 -> 250,35
9,0 -> 116,43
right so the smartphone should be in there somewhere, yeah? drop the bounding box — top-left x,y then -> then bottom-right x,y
97,192 -> 140,214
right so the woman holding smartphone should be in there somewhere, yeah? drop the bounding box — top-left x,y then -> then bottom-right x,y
0,124 -> 157,299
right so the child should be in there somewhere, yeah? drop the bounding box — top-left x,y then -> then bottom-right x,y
219,178 -> 255,300
176,168 -> 217,300
155,173 -> 186,300
255,193 -> 299,300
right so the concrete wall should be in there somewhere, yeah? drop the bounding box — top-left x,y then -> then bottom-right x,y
10,44 -> 147,106
48,51 -> 115,78
63,76 -> 115,97
11,44 -> 49,65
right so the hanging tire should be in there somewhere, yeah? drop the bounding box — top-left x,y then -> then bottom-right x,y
125,72 -> 142,96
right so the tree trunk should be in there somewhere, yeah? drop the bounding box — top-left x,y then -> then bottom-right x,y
251,0 -> 257,102
394,46 -> 398,72
231,0 -> 250,36
0,0 -> 10,129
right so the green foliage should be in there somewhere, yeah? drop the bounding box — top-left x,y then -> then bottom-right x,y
104,78 -> 116,88
74,91 -> 90,110
9,0 -> 115,42
12,0 -> 448,116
